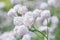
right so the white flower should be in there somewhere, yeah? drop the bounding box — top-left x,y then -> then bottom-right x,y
0,2 -> 5,9
34,17 -> 43,28
10,0 -> 20,4
33,9 -> 42,18
38,26 -> 47,32
27,31 -> 36,38
22,34 -> 31,40
25,11 -> 34,18
13,25 -> 29,36
40,2 -> 49,10
13,4 -> 22,12
7,8 -> 17,18
23,11 -> 34,28
51,16 -> 59,24
43,19 -> 48,26
41,10 -> 51,19
18,6 -> 28,15
0,32 -> 16,40
23,16 -> 34,28
13,17 -> 23,26
48,0 -> 56,7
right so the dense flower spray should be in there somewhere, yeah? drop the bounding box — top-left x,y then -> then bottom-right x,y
0,0 -> 59,40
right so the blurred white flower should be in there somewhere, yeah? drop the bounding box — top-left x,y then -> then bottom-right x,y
51,16 -> 59,24
13,4 -> 22,12
10,0 -> 20,4
48,0 -> 56,7
33,9 -> 42,18
24,11 -> 34,18
0,2 -> 5,9
23,16 -> 34,28
22,34 -> 31,40
41,10 -> 51,19
22,11 -> 35,28
27,31 -> 36,38
18,6 -> 28,15
7,8 -> 17,18
13,17 -> 23,26
0,31 -> 16,40
13,25 -> 29,36
40,2 -> 49,10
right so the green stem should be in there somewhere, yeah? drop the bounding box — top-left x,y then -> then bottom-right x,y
33,26 -> 47,39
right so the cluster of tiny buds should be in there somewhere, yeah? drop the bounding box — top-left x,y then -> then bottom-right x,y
0,0 -> 59,40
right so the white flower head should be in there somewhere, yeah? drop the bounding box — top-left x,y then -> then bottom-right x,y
40,2 -> 49,10
23,16 -> 34,28
48,0 -> 56,7
25,11 -> 34,18
33,9 -> 42,18
51,16 -> 59,24
0,32 -> 16,40
13,17 -> 23,26
41,10 -> 51,19
7,8 -> 17,18
13,25 -> 29,36
13,4 -> 22,12
27,31 -> 36,38
22,34 -> 31,40
18,6 -> 28,15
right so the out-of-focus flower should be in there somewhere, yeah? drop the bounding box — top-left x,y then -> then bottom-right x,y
13,17 -> 23,26
41,10 -> 51,19
40,2 -> 49,10
18,6 -> 28,15
23,15 -> 34,28
51,16 -> 59,24
13,25 -> 29,36
33,9 -> 42,18
13,4 -> 22,12
48,0 -> 56,7
0,31 -> 16,40
27,31 -> 36,38
22,34 -> 31,40
7,8 -> 17,18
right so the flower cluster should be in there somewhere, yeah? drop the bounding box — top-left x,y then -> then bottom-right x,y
0,0 -> 59,40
